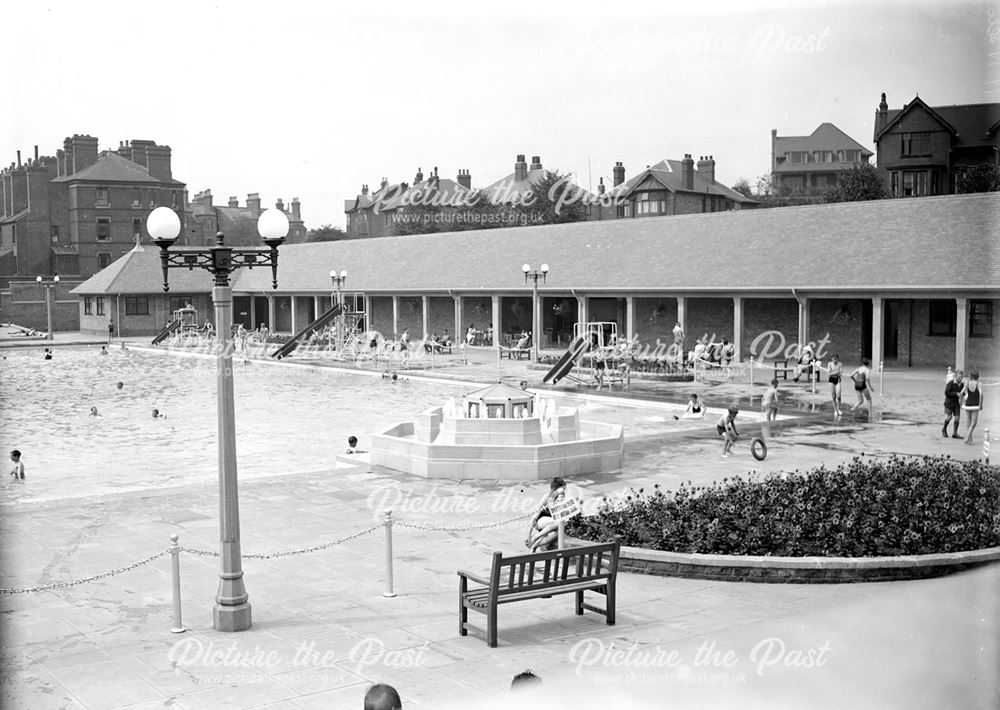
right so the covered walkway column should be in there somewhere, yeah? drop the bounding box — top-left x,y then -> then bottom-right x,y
267,295 -> 275,331
625,296 -> 634,341
421,296 -> 430,339
250,297 -> 257,329
290,296 -> 298,333
955,297 -> 968,373
491,295 -> 500,346
577,294 -> 589,327
392,296 -> 399,338
795,293 -> 809,351
313,296 -> 323,319
363,295 -> 372,332
453,295 -> 463,343
871,296 -> 884,370
732,296 -> 743,362
676,295 -> 686,336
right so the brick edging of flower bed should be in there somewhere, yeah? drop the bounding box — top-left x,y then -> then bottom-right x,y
564,534 -> 1000,583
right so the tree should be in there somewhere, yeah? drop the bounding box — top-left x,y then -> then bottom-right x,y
823,163 -> 887,203
731,178 -> 753,198
305,224 -> 347,242
755,173 -> 775,198
516,170 -> 589,225
956,164 -> 1000,194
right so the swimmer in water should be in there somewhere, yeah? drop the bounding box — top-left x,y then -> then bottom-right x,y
100,346 -> 108,356
89,406 -> 100,417
152,408 -> 165,419
116,381 -> 124,390
347,435 -> 358,454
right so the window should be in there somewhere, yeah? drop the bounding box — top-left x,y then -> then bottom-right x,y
928,299 -> 956,336
841,150 -> 860,162
171,191 -> 179,209
96,187 -> 109,207
132,189 -> 141,208
930,171 -> 939,196
901,132 -> 931,157
788,151 -> 809,164
96,297 -> 106,316
84,297 -> 93,315
168,296 -> 190,313
96,217 -> 111,241
890,172 -> 899,196
916,172 -> 927,196
970,300 -> 994,338
97,252 -> 112,270
50,225 -> 60,243
124,296 -> 149,316
635,192 -> 667,215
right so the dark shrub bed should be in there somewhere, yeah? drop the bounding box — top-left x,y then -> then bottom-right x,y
566,456 -> 1000,557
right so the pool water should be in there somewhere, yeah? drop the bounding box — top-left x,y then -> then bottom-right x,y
0,347 -> 732,504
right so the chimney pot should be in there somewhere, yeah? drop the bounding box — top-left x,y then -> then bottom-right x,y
612,161 -> 626,187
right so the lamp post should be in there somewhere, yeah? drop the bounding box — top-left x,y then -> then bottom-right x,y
330,269 -> 347,351
147,205 -> 287,632
35,274 -> 60,340
522,263 -> 549,363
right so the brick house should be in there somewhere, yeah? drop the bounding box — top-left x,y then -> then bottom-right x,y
771,123 -> 873,200
874,92 -> 1000,197
188,190 -> 307,245
0,136 -> 185,330
345,167 -> 473,238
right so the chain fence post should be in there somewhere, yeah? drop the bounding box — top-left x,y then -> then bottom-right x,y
383,510 -> 397,598
879,360 -> 884,398
170,533 -> 186,633
984,428 -> 990,465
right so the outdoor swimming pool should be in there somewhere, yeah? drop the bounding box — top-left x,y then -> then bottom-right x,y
0,346 -> 748,504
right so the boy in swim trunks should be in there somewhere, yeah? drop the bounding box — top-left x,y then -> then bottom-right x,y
717,407 -> 740,458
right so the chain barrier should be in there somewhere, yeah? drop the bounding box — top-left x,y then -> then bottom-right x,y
2,511 -> 536,594
395,510 -> 533,532
0,548 -> 170,595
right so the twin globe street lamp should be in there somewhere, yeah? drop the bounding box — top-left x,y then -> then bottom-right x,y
146,205 -> 288,632
330,270 -> 347,351
522,263 -> 548,362
35,274 -> 60,340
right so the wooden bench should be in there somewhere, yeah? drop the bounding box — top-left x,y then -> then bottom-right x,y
458,541 -> 620,647
773,359 -> 820,383
499,345 -> 530,360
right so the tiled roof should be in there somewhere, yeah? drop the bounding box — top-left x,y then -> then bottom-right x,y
774,123 -> 873,155
51,152 -> 180,184
609,160 -> 754,203
378,178 -> 471,212
71,239 -> 215,295
481,168 -> 550,202
0,207 -> 29,225
71,193 -> 1000,296
878,99 -> 1000,147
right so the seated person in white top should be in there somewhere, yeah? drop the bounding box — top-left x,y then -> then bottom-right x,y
515,331 -> 530,350
792,346 -> 815,382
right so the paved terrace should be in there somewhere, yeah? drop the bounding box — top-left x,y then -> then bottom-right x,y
1,339 -> 998,709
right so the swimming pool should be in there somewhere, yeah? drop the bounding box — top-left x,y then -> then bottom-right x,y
0,346 -> 743,504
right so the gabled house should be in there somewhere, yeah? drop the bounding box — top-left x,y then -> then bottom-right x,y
771,123 -> 873,200
606,155 -> 754,217
874,92 -> 1000,196
345,167 -> 473,238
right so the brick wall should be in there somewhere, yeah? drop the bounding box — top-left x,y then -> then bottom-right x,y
369,296 -> 393,336
688,297 -> 734,345
396,296 -> 423,337
633,297 -> 677,344
427,296 -> 454,339
461,296 -> 492,338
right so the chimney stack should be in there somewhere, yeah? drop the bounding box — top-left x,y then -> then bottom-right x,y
69,135 -> 99,174
681,154 -> 694,190
276,197 -> 284,212
878,92 -> 889,133
597,177 -> 605,195
380,177 -> 388,190
529,155 -> 543,171
456,169 -> 472,189
291,197 -> 301,220
612,161 -> 625,186
514,154 -> 528,182
247,192 -> 261,213
144,144 -> 172,181
696,155 -> 715,183
16,150 -> 21,167
361,184 -> 369,196
415,167 -> 424,184
228,196 -> 239,207
34,145 -> 38,162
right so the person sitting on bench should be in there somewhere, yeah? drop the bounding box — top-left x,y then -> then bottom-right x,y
792,345 -> 815,382
525,477 -> 566,552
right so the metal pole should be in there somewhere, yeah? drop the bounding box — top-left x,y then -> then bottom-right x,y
212,283 -> 252,631
170,534 -> 186,633
45,286 -> 54,340
984,428 -> 990,465
879,360 -> 884,397
532,278 -> 539,363
383,510 -> 397,597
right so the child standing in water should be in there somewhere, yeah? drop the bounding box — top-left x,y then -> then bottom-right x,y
961,370 -> 983,445
849,358 -> 873,415
827,353 -> 843,418
761,379 -> 780,421
9,450 -> 24,481
717,407 -> 740,458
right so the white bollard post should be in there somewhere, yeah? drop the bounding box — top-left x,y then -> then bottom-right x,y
383,510 -> 397,598
984,428 -> 991,465
879,361 -> 884,397
170,534 -> 186,633
749,357 -> 755,387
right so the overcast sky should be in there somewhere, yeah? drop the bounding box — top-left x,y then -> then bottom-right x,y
4,0 -> 995,229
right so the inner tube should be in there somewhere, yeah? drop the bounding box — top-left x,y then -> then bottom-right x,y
751,437 -> 768,461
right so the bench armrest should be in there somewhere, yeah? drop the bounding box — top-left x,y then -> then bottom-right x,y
457,570 -> 490,586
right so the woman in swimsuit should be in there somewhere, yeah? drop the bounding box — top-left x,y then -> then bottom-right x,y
849,357 -> 873,414
827,353 -> 843,417
961,370 -> 983,445
525,477 -> 567,552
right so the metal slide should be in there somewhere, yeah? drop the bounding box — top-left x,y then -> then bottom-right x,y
270,304 -> 343,359
150,319 -> 180,345
542,335 -> 590,384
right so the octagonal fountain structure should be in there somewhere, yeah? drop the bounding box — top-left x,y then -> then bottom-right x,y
371,382 -> 624,480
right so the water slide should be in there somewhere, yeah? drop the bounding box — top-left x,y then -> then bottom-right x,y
271,304 -> 343,360
150,320 -> 180,345
542,334 -> 590,385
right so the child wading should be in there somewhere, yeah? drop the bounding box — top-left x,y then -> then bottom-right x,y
717,407 -> 740,458
9,450 -> 25,482
761,379 -> 780,422
849,358 -> 873,415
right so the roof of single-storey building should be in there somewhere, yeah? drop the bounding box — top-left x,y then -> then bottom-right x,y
72,192 -> 1000,296
71,240 -> 222,295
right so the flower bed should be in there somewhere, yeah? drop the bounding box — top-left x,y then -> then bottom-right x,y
566,456 -> 1000,557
